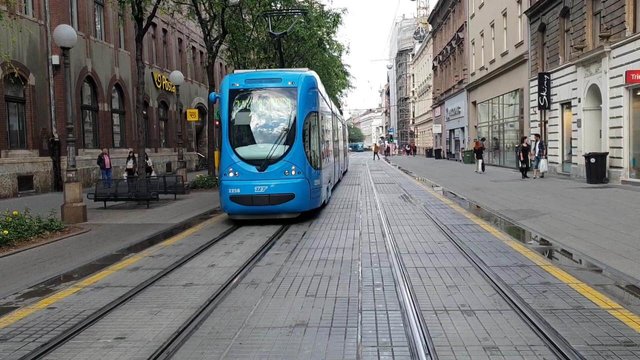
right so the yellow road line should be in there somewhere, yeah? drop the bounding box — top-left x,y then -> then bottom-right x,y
409,173 -> 640,333
0,215 -> 224,329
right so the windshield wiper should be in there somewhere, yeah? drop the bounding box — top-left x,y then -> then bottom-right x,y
257,123 -> 291,172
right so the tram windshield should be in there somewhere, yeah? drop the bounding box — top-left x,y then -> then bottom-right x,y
229,88 -> 297,167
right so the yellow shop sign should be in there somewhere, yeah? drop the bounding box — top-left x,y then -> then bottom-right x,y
152,72 -> 176,93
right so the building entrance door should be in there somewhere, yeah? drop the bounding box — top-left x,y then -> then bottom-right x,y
561,103 -> 573,173
584,85 -> 603,153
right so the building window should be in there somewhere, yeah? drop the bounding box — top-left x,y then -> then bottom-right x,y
476,90 -> 521,167
158,101 -> 168,148
4,75 -> 27,149
21,0 -> 34,17
592,0 -> 602,48
118,13 -> 125,49
177,38 -> 184,72
191,46 -> 197,80
111,86 -> 125,148
199,50 -> 206,83
502,12 -> 508,51
151,24 -> 158,64
560,12 -> 571,64
517,1 -> 523,42
162,29 -> 169,69
490,23 -> 495,60
538,28 -> 546,72
81,79 -> 99,149
471,0 -> 475,15
471,40 -> 476,71
94,0 -> 105,41
70,0 -> 78,29
480,32 -> 485,67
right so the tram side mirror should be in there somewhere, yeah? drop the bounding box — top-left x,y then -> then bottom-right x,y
209,92 -> 219,104
234,109 -> 252,125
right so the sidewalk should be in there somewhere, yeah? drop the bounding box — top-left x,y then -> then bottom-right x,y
0,170 -> 219,298
388,156 -> 640,283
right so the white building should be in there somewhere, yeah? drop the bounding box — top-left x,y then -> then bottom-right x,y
411,31 -> 434,155
351,109 -> 385,148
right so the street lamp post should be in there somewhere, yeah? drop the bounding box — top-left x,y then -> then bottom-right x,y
54,24 -> 86,224
169,70 -> 186,181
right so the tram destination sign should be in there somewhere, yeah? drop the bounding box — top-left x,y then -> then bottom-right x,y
537,72 -> 551,110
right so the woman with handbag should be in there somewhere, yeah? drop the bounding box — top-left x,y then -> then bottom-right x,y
518,136 -> 531,179
473,140 -> 485,173
125,149 -> 137,179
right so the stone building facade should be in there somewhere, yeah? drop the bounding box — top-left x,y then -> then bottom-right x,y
429,0 -> 469,159
526,0 -> 640,183
411,32 -> 434,155
467,0 -> 530,168
0,0 -> 227,197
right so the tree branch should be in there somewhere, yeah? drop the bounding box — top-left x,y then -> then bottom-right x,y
142,0 -> 163,34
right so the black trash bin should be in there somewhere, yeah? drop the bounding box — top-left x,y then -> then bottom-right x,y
583,152 -> 609,184
426,148 -> 434,158
434,148 -> 442,159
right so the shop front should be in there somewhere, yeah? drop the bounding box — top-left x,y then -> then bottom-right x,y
444,92 -> 467,160
476,89 -> 523,168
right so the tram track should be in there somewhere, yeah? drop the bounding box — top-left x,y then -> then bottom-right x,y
366,163 -> 437,360
19,224 -> 290,360
383,165 -> 586,360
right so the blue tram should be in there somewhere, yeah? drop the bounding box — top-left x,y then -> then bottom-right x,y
209,69 -> 348,218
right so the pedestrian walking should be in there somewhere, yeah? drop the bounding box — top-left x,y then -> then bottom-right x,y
531,133 -> 546,179
473,140 -> 485,173
385,143 -> 391,157
125,149 -> 137,179
373,142 -> 380,160
405,144 -> 411,156
411,143 -> 417,157
518,136 -> 531,179
97,148 -> 113,187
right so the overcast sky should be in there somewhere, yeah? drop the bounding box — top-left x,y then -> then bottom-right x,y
322,0 -> 417,117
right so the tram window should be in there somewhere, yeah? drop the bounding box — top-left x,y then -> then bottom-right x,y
304,112 -> 321,170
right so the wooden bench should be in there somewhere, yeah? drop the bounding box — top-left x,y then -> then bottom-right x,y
87,178 -> 160,208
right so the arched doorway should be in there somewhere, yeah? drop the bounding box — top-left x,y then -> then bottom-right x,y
584,84 -> 603,153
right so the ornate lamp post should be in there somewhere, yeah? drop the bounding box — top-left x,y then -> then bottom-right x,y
54,24 -> 86,224
169,70 -> 186,181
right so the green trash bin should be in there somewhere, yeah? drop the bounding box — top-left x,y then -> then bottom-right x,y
463,150 -> 475,164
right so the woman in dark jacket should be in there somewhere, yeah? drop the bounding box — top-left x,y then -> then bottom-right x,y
125,150 -> 137,179
518,136 -> 531,179
473,140 -> 485,173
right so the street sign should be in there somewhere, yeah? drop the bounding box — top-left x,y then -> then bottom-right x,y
388,128 -> 395,135
537,72 -> 551,110
186,108 -> 199,122
625,70 -> 640,84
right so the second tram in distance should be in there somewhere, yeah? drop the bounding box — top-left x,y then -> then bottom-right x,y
210,69 -> 348,219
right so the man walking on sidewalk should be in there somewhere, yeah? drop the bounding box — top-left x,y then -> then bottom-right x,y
97,148 -> 113,188
532,133 -> 546,179
373,143 -> 380,160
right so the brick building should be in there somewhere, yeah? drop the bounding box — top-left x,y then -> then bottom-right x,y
0,0 -> 228,197
526,0 -> 640,183
429,0 -> 469,160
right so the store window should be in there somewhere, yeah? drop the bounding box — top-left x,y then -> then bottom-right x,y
22,0 -> 34,17
81,79 -> 99,149
4,75 -> 27,149
630,89 -> 640,179
476,90 -> 521,167
158,101 -> 169,148
111,85 -> 125,148
95,0 -> 105,41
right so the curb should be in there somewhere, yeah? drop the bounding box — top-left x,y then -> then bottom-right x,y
0,227 -> 91,259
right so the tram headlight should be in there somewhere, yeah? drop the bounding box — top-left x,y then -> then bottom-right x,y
284,166 -> 299,176
227,168 -> 238,177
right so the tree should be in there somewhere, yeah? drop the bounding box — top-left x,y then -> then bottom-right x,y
348,125 -> 364,143
117,0 -> 163,178
183,0 -> 236,177
225,0 -> 350,105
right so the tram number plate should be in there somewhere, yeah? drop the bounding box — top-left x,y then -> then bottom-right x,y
254,186 -> 268,193
229,188 -> 240,194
